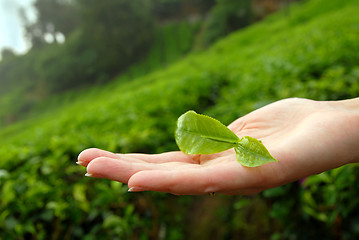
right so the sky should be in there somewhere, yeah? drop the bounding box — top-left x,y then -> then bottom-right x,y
0,0 -> 36,54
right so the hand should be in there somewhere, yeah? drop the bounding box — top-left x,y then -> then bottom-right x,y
77,98 -> 359,195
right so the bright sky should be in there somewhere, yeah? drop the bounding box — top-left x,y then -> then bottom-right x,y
0,0 -> 36,54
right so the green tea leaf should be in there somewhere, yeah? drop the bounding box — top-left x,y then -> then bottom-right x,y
175,110 -> 239,154
235,136 -> 277,167
175,111 -> 277,168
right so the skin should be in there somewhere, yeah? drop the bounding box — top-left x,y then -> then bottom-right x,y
77,98 -> 359,195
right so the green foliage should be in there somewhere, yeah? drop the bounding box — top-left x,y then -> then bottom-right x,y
78,0 -> 154,76
235,137 -> 277,167
0,48 -> 16,60
202,0 -> 253,46
151,0 -> 215,20
24,0 -> 79,48
135,21 -> 199,74
1,0 -> 359,239
0,19 -> 199,126
175,111 -> 276,167
263,165 -> 359,239
175,110 -> 239,154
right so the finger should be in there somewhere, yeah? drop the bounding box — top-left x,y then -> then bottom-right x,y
128,161 -> 270,195
128,168 -> 214,195
77,148 -> 120,166
77,148 -> 196,167
121,151 -> 198,164
85,156 -> 193,184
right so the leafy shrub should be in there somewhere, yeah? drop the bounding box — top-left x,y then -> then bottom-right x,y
0,19 -> 199,127
1,0 -> 359,239
202,0 -> 253,46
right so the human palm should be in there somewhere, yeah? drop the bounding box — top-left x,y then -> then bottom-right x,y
77,98 -> 359,195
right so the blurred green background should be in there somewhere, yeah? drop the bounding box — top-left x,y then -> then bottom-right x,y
1,0 -> 359,239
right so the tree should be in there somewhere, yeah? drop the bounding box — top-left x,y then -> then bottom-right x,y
1,48 -> 16,60
202,0 -> 254,46
78,0 -> 155,77
22,0 -> 79,48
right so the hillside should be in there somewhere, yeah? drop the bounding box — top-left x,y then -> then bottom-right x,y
1,0 -> 359,239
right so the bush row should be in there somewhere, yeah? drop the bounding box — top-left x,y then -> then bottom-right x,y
1,0 -> 359,239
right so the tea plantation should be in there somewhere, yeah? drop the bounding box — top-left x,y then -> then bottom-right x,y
1,0 -> 359,239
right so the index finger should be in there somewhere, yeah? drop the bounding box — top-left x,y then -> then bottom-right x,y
77,148 -> 197,166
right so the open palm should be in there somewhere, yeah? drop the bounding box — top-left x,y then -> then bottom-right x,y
77,98 -> 359,195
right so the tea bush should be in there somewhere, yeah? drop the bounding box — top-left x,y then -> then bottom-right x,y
1,0 -> 359,239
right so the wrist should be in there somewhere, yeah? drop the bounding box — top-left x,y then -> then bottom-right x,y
330,97 -> 359,113
329,98 -> 359,163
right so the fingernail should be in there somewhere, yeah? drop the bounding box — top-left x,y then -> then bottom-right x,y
128,187 -> 146,192
85,173 -> 93,177
76,160 -> 85,165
